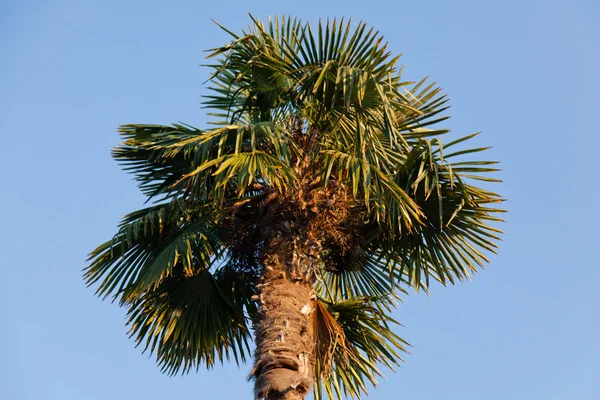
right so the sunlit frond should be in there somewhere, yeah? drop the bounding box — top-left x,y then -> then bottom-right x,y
84,199 -> 226,302
114,124 -> 205,201
378,135 -> 505,288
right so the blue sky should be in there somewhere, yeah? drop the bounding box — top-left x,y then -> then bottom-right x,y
1,0 -> 599,399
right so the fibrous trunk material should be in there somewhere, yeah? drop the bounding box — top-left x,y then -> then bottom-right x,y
250,221 -> 321,400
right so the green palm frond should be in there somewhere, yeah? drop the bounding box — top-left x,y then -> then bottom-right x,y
318,245 -> 419,302
313,296 -> 408,400
115,122 -> 299,204
126,267 -> 257,375
205,17 -> 421,148
379,135 -> 505,288
84,199 -> 226,302
318,147 -> 423,230
114,124 -> 205,201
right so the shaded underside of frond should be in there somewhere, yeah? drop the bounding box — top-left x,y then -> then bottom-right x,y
126,267 -> 257,375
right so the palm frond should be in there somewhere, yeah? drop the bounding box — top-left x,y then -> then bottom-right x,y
204,17 -> 420,151
115,122 -> 299,204
318,244 -> 423,302
126,267 -> 256,375
114,124 -> 204,201
318,147 -> 423,231
380,135 -> 505,288
84,199 -> 226,302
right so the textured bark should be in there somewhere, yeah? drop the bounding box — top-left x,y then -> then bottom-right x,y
250,221 -> 321,400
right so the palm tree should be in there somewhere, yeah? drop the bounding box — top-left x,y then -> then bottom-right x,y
85,16 -> 504,400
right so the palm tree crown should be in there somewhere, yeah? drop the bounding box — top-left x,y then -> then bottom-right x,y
85,15 -> 504,400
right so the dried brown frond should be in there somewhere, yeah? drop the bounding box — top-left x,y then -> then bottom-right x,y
312,300 -> 355,377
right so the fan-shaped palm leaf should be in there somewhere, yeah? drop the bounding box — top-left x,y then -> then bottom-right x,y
127,267 -> 256,375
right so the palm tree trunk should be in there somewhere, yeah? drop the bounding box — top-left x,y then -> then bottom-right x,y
250,221 -> 321,400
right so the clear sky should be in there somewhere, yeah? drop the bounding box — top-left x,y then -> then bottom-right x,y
1,0 -> 599,399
